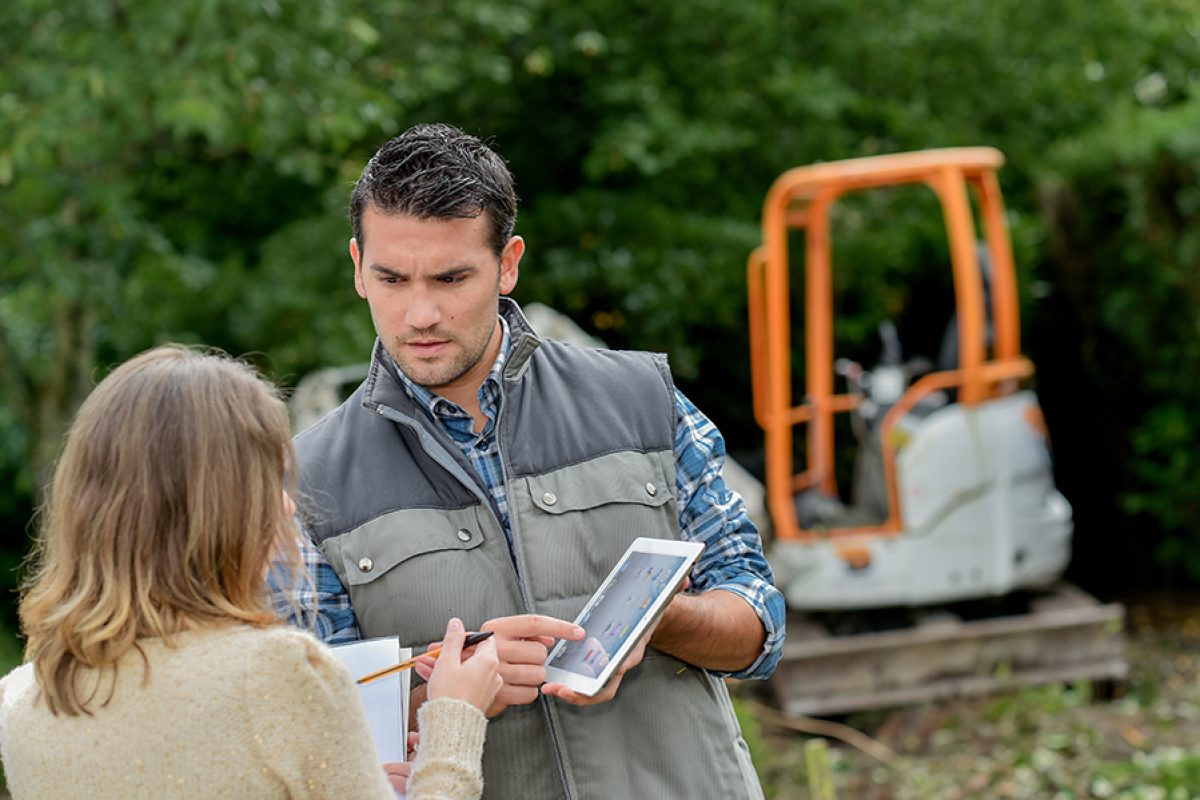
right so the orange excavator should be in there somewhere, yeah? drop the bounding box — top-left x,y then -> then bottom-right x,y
746,149 -> 1124,714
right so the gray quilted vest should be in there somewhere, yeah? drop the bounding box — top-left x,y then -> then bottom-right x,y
295,299 -> 763,800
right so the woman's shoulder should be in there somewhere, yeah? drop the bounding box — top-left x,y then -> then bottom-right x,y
177,623 -> 326,657
147,624 -> 343,687
0,663 -> 35,709
219,622 -> 318,649
229,626 -> 351,692
240,625 -> 341,666
0,664 -> 39,738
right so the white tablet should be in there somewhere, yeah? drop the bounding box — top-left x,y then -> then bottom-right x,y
544,537 -> 704,697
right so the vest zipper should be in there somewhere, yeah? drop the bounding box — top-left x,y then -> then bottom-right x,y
494,388 -> 577,800
373,400 -> 575,798
369,403 -> 510,536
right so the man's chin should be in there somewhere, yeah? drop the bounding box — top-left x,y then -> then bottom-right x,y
391,356 -> 460,390
400,366 -> 450,388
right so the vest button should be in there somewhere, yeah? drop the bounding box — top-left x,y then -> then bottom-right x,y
542,492 -> 558,506
645,482 -> 658,497
358,557 -> 374,573
456,529 -> 472,542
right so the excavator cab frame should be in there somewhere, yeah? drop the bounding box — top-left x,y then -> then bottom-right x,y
748,147 -> 1034,543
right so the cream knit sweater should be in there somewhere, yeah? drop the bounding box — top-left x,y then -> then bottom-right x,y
0,624 -> 487,800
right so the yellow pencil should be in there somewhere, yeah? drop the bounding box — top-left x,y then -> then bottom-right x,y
356,631 -> 494,685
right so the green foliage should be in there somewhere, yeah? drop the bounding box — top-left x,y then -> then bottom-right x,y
519,190 -> 759,380
1038,92 -> 1200,581
731,694 -> 771,779
4,0 -> 1200,596
1093,748 -> 1200,798
0,625 -> 20,680
499,0 -> 1200,455
0,0 -> 395,488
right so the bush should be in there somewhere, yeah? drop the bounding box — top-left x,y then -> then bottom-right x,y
1037,93 -> 1200,583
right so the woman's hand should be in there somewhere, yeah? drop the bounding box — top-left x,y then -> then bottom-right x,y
421,617 -> 502,713
381,732 -> 421,793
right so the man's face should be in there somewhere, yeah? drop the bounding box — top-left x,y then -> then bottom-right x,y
351,208 -> 522,395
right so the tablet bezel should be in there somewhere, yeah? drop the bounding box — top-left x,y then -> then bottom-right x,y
543,537 -> 704,697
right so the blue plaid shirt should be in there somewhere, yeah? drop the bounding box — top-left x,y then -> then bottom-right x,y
275,318 -> 785,679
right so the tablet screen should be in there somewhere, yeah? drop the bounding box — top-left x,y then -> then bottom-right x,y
547,551 -> 689,678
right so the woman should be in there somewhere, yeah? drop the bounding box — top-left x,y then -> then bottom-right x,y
0,345 -> 500,799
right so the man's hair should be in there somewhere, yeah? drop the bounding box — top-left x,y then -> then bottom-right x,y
349,123 -> 518,258
20,345 -> 302,716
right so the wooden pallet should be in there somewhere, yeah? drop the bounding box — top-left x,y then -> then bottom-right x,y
770,583 -> 1127,716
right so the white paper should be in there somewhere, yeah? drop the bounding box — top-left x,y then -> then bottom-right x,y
330,637 -> 411,764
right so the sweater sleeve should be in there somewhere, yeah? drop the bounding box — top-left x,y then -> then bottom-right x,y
243,629 -> 395,800
406,697 -> 488,800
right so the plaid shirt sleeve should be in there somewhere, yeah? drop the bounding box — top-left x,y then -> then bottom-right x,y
674,389 -> 786,680
268,524 -> 362,644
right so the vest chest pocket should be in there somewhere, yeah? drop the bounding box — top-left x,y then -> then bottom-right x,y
322,506 -> 510,642
518,450 -> 680,609
527,476 -> 672,517
337,518 -> 485,587
524,449 -> 676,516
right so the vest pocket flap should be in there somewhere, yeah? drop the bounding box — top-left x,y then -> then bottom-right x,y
333,507 -> 486,587
526,452 -> 674,515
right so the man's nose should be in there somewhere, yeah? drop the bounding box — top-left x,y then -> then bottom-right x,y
404,291 -> 442,330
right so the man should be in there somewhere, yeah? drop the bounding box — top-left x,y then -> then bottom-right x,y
284,123 -> 785,799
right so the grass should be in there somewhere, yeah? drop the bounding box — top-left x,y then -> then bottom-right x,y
741,593 -> 1200,799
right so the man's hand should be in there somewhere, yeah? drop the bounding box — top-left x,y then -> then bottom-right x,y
543,579 -> 685,707
540,628 -> 652,707
479,614 -> 584,716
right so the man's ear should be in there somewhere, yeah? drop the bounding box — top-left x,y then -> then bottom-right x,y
499,236 -> 524,296
350,238 -> 367,299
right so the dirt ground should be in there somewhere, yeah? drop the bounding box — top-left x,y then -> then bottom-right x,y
746,592 -> 1200,799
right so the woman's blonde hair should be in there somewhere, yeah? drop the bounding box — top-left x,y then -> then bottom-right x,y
20,345 -> 301,716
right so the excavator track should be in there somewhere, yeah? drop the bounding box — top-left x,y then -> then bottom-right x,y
770,583 -> 1127,716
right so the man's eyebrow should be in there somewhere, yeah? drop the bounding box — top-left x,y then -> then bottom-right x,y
435,265 -> 476,278
368,264 -> 405,279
